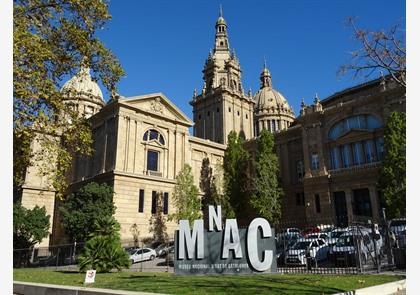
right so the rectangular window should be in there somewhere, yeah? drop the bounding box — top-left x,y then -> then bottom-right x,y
315,194 -> 321,213
272,120 -> 276,131
151,191 -> 157,214
147,150 -> 159,171
363,140 -> 376,163
163,192 -> 169,215
352,142 -> 364,166
375,137 -> 384,161
352,188 -> 372,217
311,154 -> 319,170
138,189 -> 144,213
330,147 -> 340,169
296,192 -> 305,206
341,144 -> 352,168
267,120 -> 272,132
296,160 -> 304,181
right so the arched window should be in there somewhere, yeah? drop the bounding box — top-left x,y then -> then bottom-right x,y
143,129 -> 165,145
328,114 -> 381,140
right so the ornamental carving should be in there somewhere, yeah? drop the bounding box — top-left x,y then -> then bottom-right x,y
150,97 -> 163,113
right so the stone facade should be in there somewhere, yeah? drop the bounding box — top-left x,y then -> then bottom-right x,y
18,11 -> 405,246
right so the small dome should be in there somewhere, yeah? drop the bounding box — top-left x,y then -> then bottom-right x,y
216,16 -> 226,25
61,66 -> 104,101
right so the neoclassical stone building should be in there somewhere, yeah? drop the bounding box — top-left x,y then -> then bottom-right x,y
19,11 -> 405,246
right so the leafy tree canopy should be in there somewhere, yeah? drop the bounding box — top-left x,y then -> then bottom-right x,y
250,129 -> 284,225
169,164 -> 202,224
13,203 -> 50,249
378,111 -> 406,218
14,0 -> 124,198
223,131 -> 250,221
59,182 -> 115,242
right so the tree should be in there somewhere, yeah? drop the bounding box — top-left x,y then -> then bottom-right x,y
78,216 -> 130,273
149,192 -> 169,243
223,131 -> 250,221
250,129 -> 284,225
13,203 -> 50,249
14,0 -> 125,198
169,164 -> 202,224
378,112 -> 406,218
339,17 -> 405,87
59,182 -> 115,243
130,223 -> 140,248
200,158 -> 234,223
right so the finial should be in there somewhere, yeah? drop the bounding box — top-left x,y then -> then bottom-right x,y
301,98 -> 305,108
263,56 -> 267,69
219,4 -> 223,17
248,88 -> 252,97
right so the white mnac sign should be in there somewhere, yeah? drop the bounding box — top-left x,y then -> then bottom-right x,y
175,205 -> 276,274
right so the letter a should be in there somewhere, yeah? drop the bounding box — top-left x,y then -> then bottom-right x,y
222,219 -> 243,259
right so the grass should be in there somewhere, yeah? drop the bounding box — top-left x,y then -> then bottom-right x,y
14,268 -> 404,295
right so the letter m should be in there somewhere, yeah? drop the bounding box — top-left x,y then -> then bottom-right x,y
178,219 -> 204,259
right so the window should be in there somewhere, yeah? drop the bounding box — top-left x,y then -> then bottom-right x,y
138,189 -> 144,213
198,114 -> 201,120
267,120 -> 272,132
272,120 -> 276,131
143,129 -> 165,145
220,41 -> 224,46
311,154 -> 319,170
341,144 -> 352,168
151,191 -> 157,214
147,150 -> 159,171
277,120 -> 280,130
375,137 -> 384,160
330,146 -> 340,169
328,115 -> 382,140
296,192 -> 305,206
207,111 -> 210,116
217,107 -> 220,112
237,111 -> 240,116
315,194 -> 321,213
163,192 -> 169,215
363,139 -> 376,163
246,114 -> 248,119
352,142 -> 364,165
228,107 -> 231,112
296,160 -> 304,181
352,188 -> 372,216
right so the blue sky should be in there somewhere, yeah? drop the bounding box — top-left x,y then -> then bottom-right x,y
96,0 -> 405,118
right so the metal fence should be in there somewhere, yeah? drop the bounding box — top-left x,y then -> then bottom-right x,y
13,215 -> 405,274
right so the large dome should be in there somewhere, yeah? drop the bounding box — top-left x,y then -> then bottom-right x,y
61,66 -> 104,101
254,87 -> 291,112
253,67 -> 292,113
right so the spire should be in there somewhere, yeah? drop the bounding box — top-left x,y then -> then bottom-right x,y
219,4 -> 223,18
314,93 -> 320,104
260,59 -> 272,88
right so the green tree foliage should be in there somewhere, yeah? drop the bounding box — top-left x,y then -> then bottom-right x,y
200,158 -> 234,223
13,203 -> 50,249
250,129 -> 284,225
378,112 -> 406,218
170,164 -> 202,224
14,0 -> 124,198
149,192 -> 169,243
59,182 -> 115,242
78,216 -> 130,273
223,131 -> 250,221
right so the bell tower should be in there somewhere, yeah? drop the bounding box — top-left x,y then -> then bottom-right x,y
190,8 -> 254,144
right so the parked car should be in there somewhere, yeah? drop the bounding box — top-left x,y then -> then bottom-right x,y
276,234 -> 300,266
278,228 -> 301,237
129,248 -> 157,264
389,218 -> 406,235
285,238 -> 329,266
165,246 -> 175,266
154,242 -> 174,257
330,228 -> 381,267
301,227 -> 321,237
